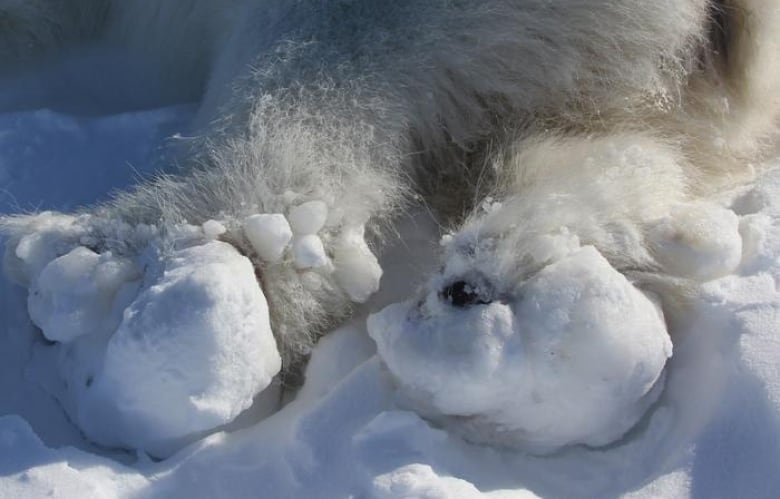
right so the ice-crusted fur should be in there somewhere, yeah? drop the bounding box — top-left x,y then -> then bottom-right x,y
1,0 -> 779,387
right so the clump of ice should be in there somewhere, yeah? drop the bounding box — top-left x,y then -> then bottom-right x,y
369,246 -> 671,453
288,200 -> 328,235
293,234 -> 330,269
28,247 -> 139,343
30,241 -> 280,457
649,203 -> 742,281
202,219 -> 227,240
4,212 -> 87,285
243,213 -> 292,263
333,225 -> 383,303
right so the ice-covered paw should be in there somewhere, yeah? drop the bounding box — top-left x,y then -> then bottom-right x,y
368,246 -> 671,454
240,198 -> 382,303
648,203 -> 742,281
24,238 -> 281,457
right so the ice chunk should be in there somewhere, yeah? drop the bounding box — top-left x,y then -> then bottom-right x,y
202,220 -> 227,239
288,200 -> 328,235
5,212 -> 86,285
293,235 -> 330,269
649,203 -> 742,281
67,241 -> 280,456
243,214 -> 292,263
28,247 -> 139,343
333,225 -> 383,303
369,246 -> 671,453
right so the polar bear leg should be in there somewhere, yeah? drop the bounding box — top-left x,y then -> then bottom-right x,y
708,0 -> 780,153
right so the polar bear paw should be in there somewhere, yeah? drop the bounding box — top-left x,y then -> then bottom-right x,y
1,198 -> 384,455
369,242 -> 672,454
3,212 -> 281,456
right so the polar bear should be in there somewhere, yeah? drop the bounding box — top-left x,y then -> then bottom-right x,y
1,0 -> 779,454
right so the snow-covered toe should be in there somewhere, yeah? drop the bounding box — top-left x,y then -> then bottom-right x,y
369,245 -> 672,454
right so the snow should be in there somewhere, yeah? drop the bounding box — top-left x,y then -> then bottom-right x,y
369,245 -> 672,453
333,224 -> 383,303
201,220 -> 226,240
27,247 -> 139,343
2,47 -> 780,499
5,212 -> 88,286
81,241 -> 280,457
288,200 -> 329,236
242,213 -> 293,263
0,107 -> 193,214
22,240 -> 281,458
292,234 -> 330,269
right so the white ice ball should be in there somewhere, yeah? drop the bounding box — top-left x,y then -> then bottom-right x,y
288,200 -> 328,235
71,241 -> 281,456
369,246 -> 671,453
243,213 -> 293,263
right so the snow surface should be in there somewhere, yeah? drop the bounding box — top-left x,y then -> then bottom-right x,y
2,50 -> 780,499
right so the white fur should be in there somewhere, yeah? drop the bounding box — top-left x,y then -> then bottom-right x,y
1,0 -> 778,414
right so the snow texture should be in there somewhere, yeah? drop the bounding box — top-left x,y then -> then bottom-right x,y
0,1 -> 780,497
292,234 -> 329,269
22,237 -> 281,457
28,246 -> 138,343
333,225 -> 384,303
243,214 -> 293,263
201,220 -> 226,240
369,245 -> 672,452
288,201 -> 328,236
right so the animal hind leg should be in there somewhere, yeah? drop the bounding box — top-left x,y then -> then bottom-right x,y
711,0 -> 780,152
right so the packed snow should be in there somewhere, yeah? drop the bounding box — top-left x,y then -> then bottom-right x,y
288,200 -> 329,236
2,49 -> 780,499
201,220 -> 227,240
243,213 -> 293,264
332,224 -> 384,303
28,246 -> 139,343
292,234 -> 330,269
369,245 -> 672,453
19,238 -> 280,458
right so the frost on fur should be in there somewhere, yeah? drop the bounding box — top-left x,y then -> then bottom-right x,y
1,0 -> 779,455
